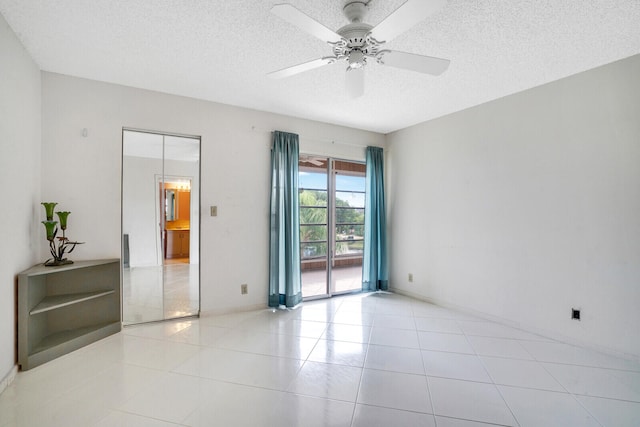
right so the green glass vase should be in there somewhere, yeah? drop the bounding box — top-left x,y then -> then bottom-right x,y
41,202 -> 57,221
56,211 -> 71,230
42,221 -> 58,241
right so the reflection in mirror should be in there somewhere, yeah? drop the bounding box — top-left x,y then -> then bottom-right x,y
122,129 -> 200,325
166,189 -> 176,221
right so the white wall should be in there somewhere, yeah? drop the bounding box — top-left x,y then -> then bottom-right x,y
387,54 -> 640,358
41,72 -> 385,314
0,14 -> 41,382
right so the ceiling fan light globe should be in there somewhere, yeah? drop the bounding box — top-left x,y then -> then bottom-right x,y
348,49 -> 366,69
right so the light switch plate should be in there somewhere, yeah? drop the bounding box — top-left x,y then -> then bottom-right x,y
210,206 -> 217,216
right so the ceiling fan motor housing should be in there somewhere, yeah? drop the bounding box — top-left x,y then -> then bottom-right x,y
334,1 -> 386,69
335,22 -> 381,68
343,0 -> 368,23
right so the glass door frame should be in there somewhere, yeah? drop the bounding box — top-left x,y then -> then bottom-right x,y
300,155 -> 365,301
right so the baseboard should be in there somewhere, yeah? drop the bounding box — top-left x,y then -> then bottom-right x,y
391,286 -> 640,365
0,365 -> 18,396
200,302 -> 267,317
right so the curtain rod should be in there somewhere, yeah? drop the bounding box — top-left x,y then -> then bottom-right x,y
250,125 -> 370,149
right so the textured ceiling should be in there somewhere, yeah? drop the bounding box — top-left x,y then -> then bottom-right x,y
1,0 -> 639,133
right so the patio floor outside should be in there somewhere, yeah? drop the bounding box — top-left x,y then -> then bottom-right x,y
301,265 -> 363,298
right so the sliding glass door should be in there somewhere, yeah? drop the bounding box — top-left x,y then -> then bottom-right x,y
299,156 -> 365,299
299,157 -> 329,298
333,160 -> 366,293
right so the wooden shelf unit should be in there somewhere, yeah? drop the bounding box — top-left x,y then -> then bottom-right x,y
18,259 -> 121,370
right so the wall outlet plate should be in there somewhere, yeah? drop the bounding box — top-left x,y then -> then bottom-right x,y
210,206 -> 218,216
408,273 -> 413,283
241,284 -> 248,295
572,308 -> 581,320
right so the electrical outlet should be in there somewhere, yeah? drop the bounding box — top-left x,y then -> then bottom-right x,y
241,284 -> 248,295
408,273 -> 413,283
572,308 -> 580,320
210,206 -> 218,216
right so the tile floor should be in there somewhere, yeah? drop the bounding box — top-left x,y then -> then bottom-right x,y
2,292 -> 640,426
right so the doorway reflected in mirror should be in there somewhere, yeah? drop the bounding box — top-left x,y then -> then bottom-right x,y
162,179 -> 191,264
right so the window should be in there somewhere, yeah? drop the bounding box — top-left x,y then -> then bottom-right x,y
299,157 -> 366,298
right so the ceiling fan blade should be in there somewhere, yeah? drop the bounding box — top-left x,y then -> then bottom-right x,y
271,4 -> 343,44
346,67 -> 364,98
268,57 -> 335,79
378,50 -> 450,75
300,156 -> 324,166
370,0 -> 447,43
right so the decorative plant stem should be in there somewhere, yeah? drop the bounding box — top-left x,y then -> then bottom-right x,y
40,204 -> 84,266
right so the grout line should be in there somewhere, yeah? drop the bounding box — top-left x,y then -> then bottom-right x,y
464,325 -> 522,427
348,312 -> 375,427
538,361 -> 607,426
531,358 -> 640,373
418,319 -> 438,426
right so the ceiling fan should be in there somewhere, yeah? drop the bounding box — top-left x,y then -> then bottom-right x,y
299,155 -> 325,166
268,0 -> 450,98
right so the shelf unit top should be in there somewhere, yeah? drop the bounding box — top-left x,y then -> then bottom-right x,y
19,259 -> 120,277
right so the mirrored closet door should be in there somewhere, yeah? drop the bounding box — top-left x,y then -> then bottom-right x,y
122,129 -> 200,325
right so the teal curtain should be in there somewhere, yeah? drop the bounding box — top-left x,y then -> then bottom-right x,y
269,131 -> 302,307
363,146 -> 388,291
